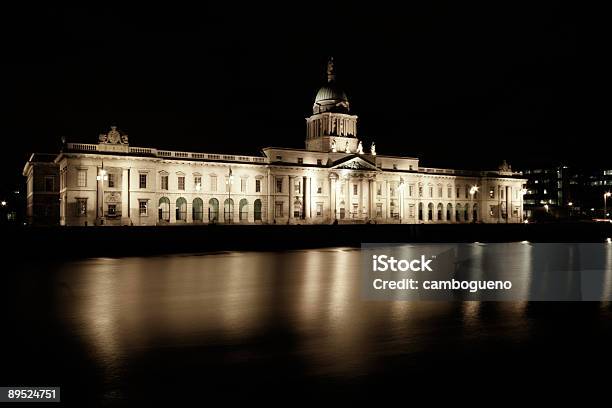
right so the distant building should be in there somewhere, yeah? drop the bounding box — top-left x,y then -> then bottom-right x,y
22,153 -> 60,225
25,58 -> 527,226
522,165 -> 612,220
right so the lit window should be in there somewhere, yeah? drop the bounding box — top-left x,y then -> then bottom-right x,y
139,200 -> 148,216
107,204 -> 116,216
489,188 -> 494,199
77,170 -> 87,187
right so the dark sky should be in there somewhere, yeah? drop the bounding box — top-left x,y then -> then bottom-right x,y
1,3 -> 598,195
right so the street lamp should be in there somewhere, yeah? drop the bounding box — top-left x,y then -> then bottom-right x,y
605,192 -> 611,220
469,185 -> 478,223
226,167 -> 234,224
96,166 -> 108,224
0,201 -> 6,207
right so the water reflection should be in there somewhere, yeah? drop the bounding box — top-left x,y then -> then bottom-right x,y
50,244 -> 612,382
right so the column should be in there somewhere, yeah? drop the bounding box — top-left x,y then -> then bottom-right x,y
304,177 -> 311,219
345,177 -> 350,218
506,186 -> 511,224
359,178 -> 364,219
330,177 -> 336,220
385,180 -> 391,219
369,179 -> 374,219
289,176 -> 295,220
121,168 -> 129,224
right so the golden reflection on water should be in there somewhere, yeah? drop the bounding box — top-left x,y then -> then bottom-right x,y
55,244 -> 612,378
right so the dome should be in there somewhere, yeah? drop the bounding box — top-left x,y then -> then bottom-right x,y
312,57 -> 350,114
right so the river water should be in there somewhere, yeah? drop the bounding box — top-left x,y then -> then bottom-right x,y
4,245 -> 612,404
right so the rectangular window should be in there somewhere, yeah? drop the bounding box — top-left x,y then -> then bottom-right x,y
448,186 -> 452,198
353,184 -> 358,195
429,186 -> 433,197
297,157 -> 303,164
107,204 -> 117,216
161,175 -> 168,190
139,200 -> 148,216
275,201 -> 283,217
107,173 -> 115,188
390,184 -> 395,197
316,203 -> 323,217
376,203 -> 383,217
210,175 -> 217,192
409,204 -> 415,218
438,186 -> 443,198
295,181 -> 301,194
317,159 -> 322,166
241,178 -> 246,193
178,176 -> 185,191
456,187 -> 460,198
44,176 -> 55,192
139,174 -> 147,189
194,176 -> 201,191
419,186 -> 423,197
317,181 -> 322,194
77,170 -> 87,187
409,185 -> 414,197
255,179 -> 261,193
393,164 -> 398,170
501,188 -> 505,199
276,178 -> 283,193
76,198 -> 87,216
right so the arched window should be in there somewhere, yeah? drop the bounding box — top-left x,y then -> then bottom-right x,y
176,197 -> 187,221
456,204 -> 462,222
208,198 -> 219,222
158,197 -> 170,222
447,203 -> 452,221
224,198 -> 234,223
418,202 -> 423,221
472,203 -> 478,222
239,199 -> 248,221
437,203 -> 443,221
192,198 -> 203,222
464,204 -> 469,221
254,199 -> 262,221
428,203 -> 434,221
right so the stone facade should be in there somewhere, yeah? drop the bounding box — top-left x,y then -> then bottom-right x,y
31,59 -> 527,226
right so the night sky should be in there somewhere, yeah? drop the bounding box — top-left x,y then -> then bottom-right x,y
1,3 -> 595,196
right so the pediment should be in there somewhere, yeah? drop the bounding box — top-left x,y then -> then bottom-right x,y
332,156 -> 379,171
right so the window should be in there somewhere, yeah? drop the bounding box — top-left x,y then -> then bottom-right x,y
465,188 -> 469,199
489,188 -> 494,199
77,170 -> 87,187
107,173 -> 115,188
139,200 -> 148,216
176,198 -> 187,221
276,178 -> 283,193
194,176 -> 202,191
376,203 -> 383,217
76,198 -> 87,216
317,159 -> 322,166
418,186 -> 423,197
295,181 -> 301,194
274,201 -> 283,217
393,164 -> 398,170
255,179 -> 261,193
317,180 -> 322,194
377,182 -> 382,196
429,186 -> 433,197
456,187 -> 461,198
316,203 -> 323,217
276,155 -> 282,161
409,185 -> 414,197
297,157 -> 303,164
254,199 -> 262,221
210,175 -> 217,192
447,186 -> 452,198
44,176 -> 55,192
241,178 -> 246,193
501,188 -> 505,199
178,176 -> 185,191
192,198 -> 203,221
139,174 -> 147,189
353,184 -> 358,195
208,198 -> 219,222
158,197 -> 170,221
107,204 -> 117,216
239,199 -> 248,221
438,185 -> 443,198
409,204 -> 415,218
161,175 -> 169,190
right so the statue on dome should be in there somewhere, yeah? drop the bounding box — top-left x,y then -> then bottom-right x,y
357,140 -> 364,154
370,142 -> 376,155
330,138 -> 337,152
345,141 -> 350,153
